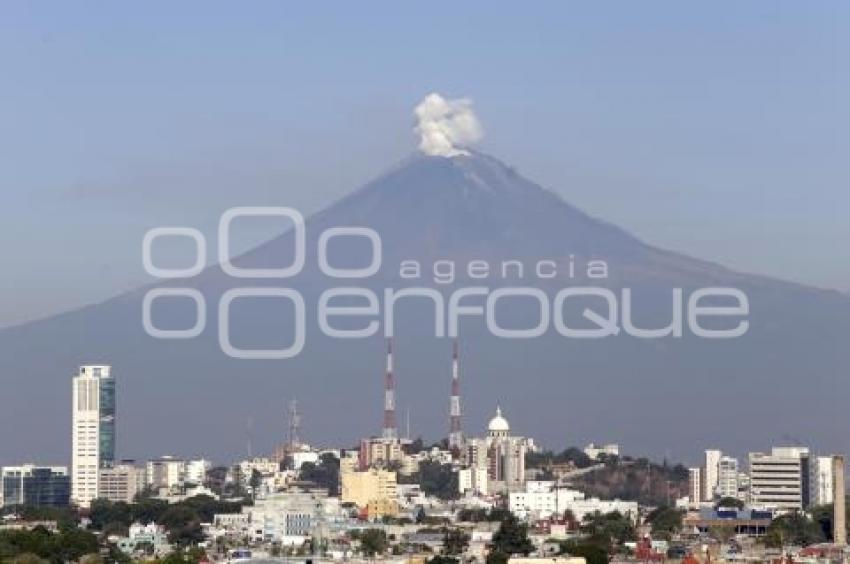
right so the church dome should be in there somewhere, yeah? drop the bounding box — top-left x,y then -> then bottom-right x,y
488,406 -> 510,434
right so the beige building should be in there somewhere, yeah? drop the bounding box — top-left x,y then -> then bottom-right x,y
359,437 -> 404,470
462,407 -> 527,493
340,467 -> 398,517
99,463 -> 146,503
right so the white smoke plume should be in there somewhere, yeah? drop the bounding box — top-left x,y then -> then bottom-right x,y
414,93 -> 483,157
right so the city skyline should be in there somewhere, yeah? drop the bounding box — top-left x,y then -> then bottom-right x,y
1,4 -> 847,562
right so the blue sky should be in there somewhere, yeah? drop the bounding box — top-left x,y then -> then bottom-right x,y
1,2 -> 847,327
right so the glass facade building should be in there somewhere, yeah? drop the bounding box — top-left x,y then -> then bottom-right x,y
98,369 -> 116,466
1,465 -> 71,508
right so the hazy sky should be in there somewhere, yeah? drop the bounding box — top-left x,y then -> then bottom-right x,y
1,2 -> 847,327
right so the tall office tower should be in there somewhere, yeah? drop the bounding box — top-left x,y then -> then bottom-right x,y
702,449 -> 722,502
71,365 -> 115,508
448,341 -> 463,450
833,455 -> 846,546
382,339 -> 397,440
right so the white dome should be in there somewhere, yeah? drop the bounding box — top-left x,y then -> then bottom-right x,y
488,406 -> 510,433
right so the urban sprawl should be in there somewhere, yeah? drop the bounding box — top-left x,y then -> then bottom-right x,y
1,344 -> 847,564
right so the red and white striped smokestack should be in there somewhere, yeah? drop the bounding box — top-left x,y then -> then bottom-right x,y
449,340 -> 463,449
382,338 -> 398,440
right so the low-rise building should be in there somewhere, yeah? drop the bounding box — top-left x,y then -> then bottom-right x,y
683,507 -> 773,537
509,481 -> 637,522
583,443 -> 619,460
116,522 -> 172,558
242,489 -> 341,544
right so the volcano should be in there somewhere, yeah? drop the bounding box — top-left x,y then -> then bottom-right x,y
1,152 -> 848,464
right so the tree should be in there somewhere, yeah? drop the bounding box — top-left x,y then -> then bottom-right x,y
457,508 -> 489,522
707,524 -> 736,544
764,512 -> 825,548
810,502 -> 850,542
160,547 -> 207,564
9,555 -> 48,564
715,496 -> 744,509
159,505 -> 204,546
646,506 -> 682,539
204,466 -> 228,496
485,551 -> 509,564
560,541 -> 608,564
299,453 -> 341,495
0,527 -> 99,563
54,528 -> 100,562
415,507 -> 427,523
428,557 -> 458,564
404,438 -> 426,455
357,529 -> 388,557
130,497 -> 169,525
491,513 -> 534,556
581,511 -> 635,553
403,461 -> 458,500
179,494 -> 247,523
2,506 -> 79,532
249,469 -> 262,497
444,528 -> 470,555
89,499 -> 132,531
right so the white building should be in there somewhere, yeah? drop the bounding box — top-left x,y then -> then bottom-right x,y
290,451 -> 319,472
508,481 -> 636,522
146,457 -> 186,490
116,522 -> 171,557
584,443 -> 619,460
717,456 -> 739,499
243,489 -> 340,544
184,459 -> 211,486
458,466 -> 489,496
702,449 -> 721,502
748,446 -> 810,511
71,365 -> 115,508
688,467 -> 701,505
811,455 -> 835,507
509,481 -> 578,518
562,496 -> 638,523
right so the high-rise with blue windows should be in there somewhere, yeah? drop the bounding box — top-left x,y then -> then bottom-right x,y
71,364 -> 115,508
